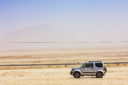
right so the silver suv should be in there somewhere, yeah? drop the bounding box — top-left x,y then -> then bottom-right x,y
70,61 -> 107,78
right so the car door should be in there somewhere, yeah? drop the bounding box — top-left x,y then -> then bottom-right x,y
82,63 -> 95,76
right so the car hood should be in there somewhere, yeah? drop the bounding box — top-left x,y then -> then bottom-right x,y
72,67 -> 80,70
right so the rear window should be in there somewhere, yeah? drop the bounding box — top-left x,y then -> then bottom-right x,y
95,63 -> 103,67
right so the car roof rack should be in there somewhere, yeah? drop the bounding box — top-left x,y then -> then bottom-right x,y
88,61 -> 102,63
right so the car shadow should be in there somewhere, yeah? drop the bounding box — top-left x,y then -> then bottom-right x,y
81,76 -> 97,79
69,76 -> 98,79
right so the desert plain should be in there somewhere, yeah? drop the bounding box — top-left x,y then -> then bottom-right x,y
0,46 -> 128,85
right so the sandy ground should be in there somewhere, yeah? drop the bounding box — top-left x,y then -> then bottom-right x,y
0,47 -> 128,85
0,67 -> 127,85
0,47 -> 128,65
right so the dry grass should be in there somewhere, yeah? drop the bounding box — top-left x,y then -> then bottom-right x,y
0,47 -> 128,65
0,64 -> 128,70
0,67 -> 128,85
0,47 -> 128,85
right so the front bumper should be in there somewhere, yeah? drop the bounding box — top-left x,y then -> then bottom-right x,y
70,71 -> 73,75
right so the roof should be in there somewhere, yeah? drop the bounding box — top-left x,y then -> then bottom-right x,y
88,61 -> 102,63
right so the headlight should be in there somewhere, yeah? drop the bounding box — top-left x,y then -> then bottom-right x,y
71,69 -> 74,72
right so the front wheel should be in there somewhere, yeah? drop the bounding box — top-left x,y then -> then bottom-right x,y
73,72 -> 80,78
96,72 -> 103,78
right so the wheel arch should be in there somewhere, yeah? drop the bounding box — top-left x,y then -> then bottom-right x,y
96,71 -> 104,75
73,71 -> 81,75
96,70 -> 104,74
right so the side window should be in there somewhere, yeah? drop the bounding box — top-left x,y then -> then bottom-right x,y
84,63 -> 93,68
95,63 -> 103,67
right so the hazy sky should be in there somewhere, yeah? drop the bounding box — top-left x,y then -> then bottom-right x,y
0,0 -> 128,41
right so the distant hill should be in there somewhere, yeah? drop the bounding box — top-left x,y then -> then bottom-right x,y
0,25 -> 77,50
2,25 -> 75,42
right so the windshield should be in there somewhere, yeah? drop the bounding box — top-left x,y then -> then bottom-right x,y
81,63 -> 86,68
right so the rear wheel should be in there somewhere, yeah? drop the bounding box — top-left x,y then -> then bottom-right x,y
73,72 -> 80,78
96,72 -> 103,78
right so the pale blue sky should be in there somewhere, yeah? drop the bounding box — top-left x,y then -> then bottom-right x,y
0,0 -> 128,41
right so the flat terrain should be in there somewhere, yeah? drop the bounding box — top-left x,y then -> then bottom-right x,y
0,47 -> 128,65
0,47 -> 128,85
0,67 -> 128,85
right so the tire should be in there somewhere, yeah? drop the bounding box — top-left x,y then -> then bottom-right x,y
96,72 -> 103,78
73,72 -> 80,78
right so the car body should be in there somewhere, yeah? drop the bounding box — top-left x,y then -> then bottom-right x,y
70,61 -> 107,78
